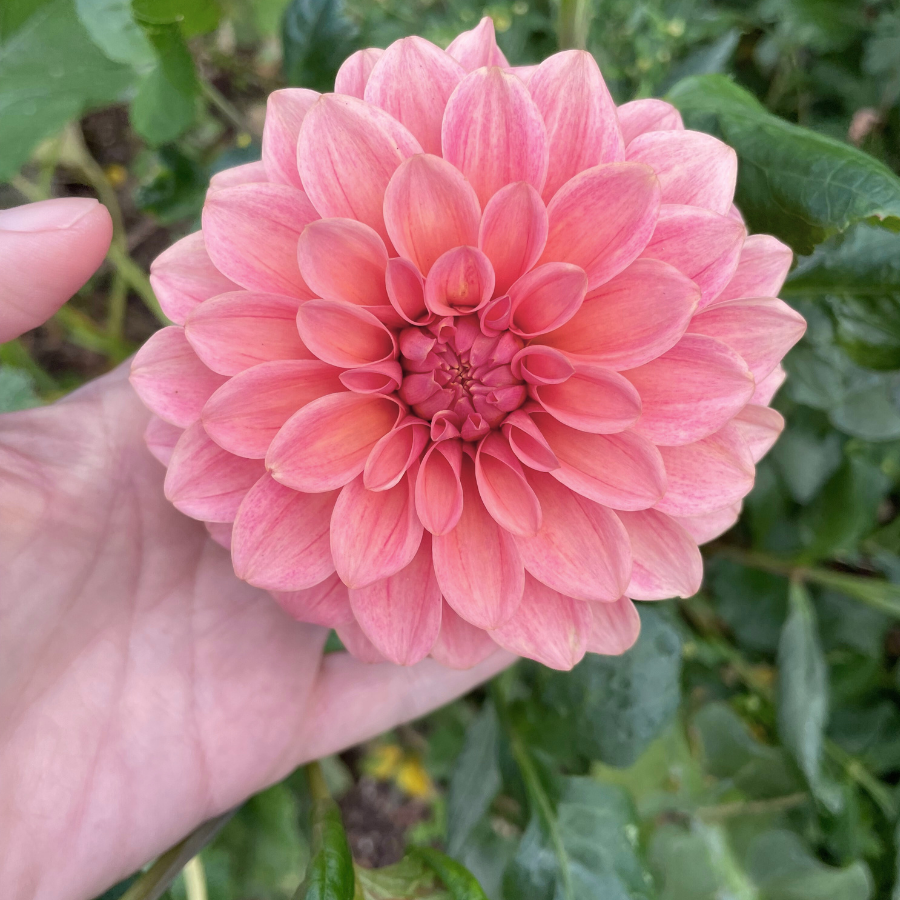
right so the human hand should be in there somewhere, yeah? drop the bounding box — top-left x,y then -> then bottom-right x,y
0,198 -> 512,900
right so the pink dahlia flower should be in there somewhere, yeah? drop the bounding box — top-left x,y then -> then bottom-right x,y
131,19 -> 806,671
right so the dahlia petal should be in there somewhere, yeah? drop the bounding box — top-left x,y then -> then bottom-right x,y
432,458 -> 524,629
365,38 -> 465,154
512,346 -> 575,385
511,64 -> 538,83
534,411 -> 667,510
267,392 -> 401,492
586,596 -> 641,655
339,360 -> 403,394
364,417 -> 431,490
475,431 -> 542,537
130,326 -> 227,428
296,300 -> 397,368
202,360 -> 343,459
641,204 -> 745,308
430,601 -> 499,669
513,471 -> 631,602
334,48 -> 384,98
508,262 -> 587,337
144,416 -> 182,467
534,363 -> 642,434
297,94 -> 422,247
502,408 -> 560,472
528,50 -> 624,201
208,162 -> 268,190
335,620 -> 386,663
688,297 -> 807,381
297,218 -> 390,307
617,98 -> 684,145
386,257 -> 431,325
616,508 -> 702,600
205,521 -> 233,550
184,291 -> 310,376
273,572 -> 354,627
752,364 -> 786,406
715,234 -> 793,304
654,422 -> 755,517
673,502 -> 741,545
231,473 -> 337,591
535,258 -> 698,369
424,246 -> 495,316
626,130 -> 737,215
349,535 -> 442,665
441,67 -> 549,208
489,574 -> 591,670
539,163 -> 661,291
623,333 -> 754,446
445,16 -> 509,71
148,232 -> 239,325
164,422 -> 265,523
732,404 -> 785,463
416,439 -> 464,534
202,183 -> 318,298
479,182 -> 549,296
262,88 -> 319,188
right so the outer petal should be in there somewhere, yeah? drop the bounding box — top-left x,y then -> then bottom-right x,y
424,246 -> 495,316
202,183 -> 319,298
441,67 -> 549,208
431,602 -> 498,669
386,257 -> 431,325
335,48 -> 384,98
508,262 -> 587,338
586,596 -> 641,655
205,522 -> 233,549
714,234 -> 793,304
267,393 -> 401,492
502,408 -> 560,472
539,163 -> 661,290
349,535 -> 442,665
331,472 -> 423,588
490,574 -> 592,670
202,360 -> 342,458
148,231 -> 239,325
732,404 -> 785,463
535,258 -> 698,369
514,471 -> 631,602
144,416 -> 182,466
336,620 -> 386,664
446,17 -> 509,71
231,473 -> 337,591
528,50 -> 624,201
617,98 -> 684,145
674,502 -> 741,545
416,439 -> 464,535
273,572 -> 354,627
623,334 -> 754,446
262,88 -> 319,188
616,508 -> 702,600
208,162 -> 268,190
432,457 -> 525,630
364,417 -> 431,490
130,326 -> 226,428
297,94 -> 422,247
365,37 -> 465,155
475,431 -> 542,537
752,364 -> 786,406
297,300 -> 397,368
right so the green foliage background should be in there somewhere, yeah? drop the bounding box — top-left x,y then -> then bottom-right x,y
4,0 -> 900,897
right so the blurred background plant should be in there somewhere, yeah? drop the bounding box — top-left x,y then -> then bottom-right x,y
4,0 -> 900,897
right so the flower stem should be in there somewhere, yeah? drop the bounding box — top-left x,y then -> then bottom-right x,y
557,0 -> 593,50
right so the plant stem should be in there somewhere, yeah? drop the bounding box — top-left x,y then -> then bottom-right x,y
557,0 -> 593,50
307,759 -> 331,803
182,856 -> 208,900
696,792 -> 809,820
200,77 -> 257,138
106,271 -> 128,342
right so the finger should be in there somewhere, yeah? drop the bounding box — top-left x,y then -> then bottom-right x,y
0,198 -> 113,342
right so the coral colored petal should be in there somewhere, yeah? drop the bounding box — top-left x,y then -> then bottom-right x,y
385,154 -> 481,275
231,473 -> 337,591
674,502 -> 741,545
164,422 -> 265,523
365,417 -> 430,490
446,17 -> 509,71
202,360 -> 343,458
365,37 -> 465,155
479,182 -> 549,296
655,422 -> 755,517
626,130 -> 737,215
416,439 -> 464,535
641,204 -> 745,308
512,346 -> 575,385
623,334 -> 754,446
339,360 -> 402,394
205,522 -> 233,550
297,300 -> 397,368
149,231 -> 239,325
349,535 -> 442,665
442,67 -> 548,208
130,326 -> 227,428
386,257 -> 431,325
184,291 -> 310,376
298,94 -> 422,247
262,88 -> 319,188
514,471 -> 631,602
528,50 -> 624,201
502,409 -> 560,472
144,416 -> 182,467
617,98 -> 684,145
616,508 -> 702,600
335,619 -> 386,663
202,183 -> 319,298
490,574 -> 591,670
536,258 -> 698,370
508,262 -> 587,337
475,431 -> 542,536
431,602 -> 498,669
733,404 -> 785,463
424,246 -> 495,316
267,392 -> 401,492
539,163 -> 661,291
586,597 -> 641,655
208,161 -> 268,190
688,297 -> 807,381
335,48 -> 384,98
715,234 -> 793,305
274,572 -> 354,627
297,218 -> 390,307
752,364 -> 786,406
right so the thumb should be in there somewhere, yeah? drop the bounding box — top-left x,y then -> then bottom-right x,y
0,198 -> 114,343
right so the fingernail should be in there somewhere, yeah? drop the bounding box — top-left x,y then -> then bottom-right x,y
0,198 -> 100,233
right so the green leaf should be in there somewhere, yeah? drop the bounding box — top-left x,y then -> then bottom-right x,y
0,0 -> 134,181
132,0 -> 220,36
355,855 -> 451,900
413,848 -> 489,900
282,0 -> 358,92
777,582 -> 841,812
295,796 -> 354,900
667,75 -> 900,254
771,412 -> 844,505
74,0 -> 155,66
0,366 -> 40,412
135,145 -> 208,224
804,570 -> 900,619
